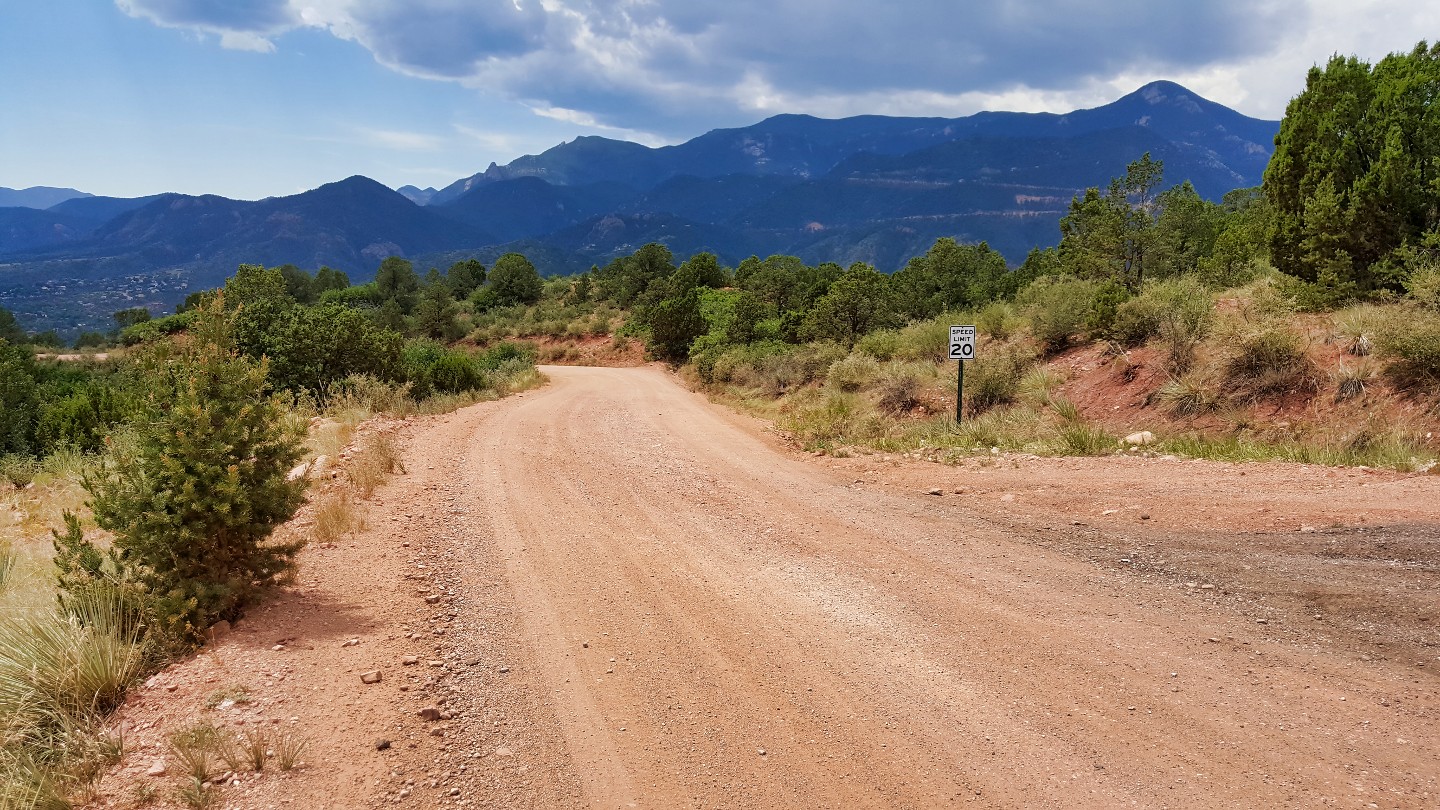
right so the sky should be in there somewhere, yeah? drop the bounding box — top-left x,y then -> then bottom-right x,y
2,1 -> 1438,201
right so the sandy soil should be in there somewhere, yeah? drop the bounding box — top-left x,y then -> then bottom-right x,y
96,365 -> 1439,809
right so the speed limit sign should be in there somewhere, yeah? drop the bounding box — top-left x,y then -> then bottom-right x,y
948,325 -> 976,361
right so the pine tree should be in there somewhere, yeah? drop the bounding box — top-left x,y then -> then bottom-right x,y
54,297 -> 305,642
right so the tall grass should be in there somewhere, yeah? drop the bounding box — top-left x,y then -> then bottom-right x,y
0,590 -> 152,806
311,492 -> 363,543
1157,429 -> 1431,470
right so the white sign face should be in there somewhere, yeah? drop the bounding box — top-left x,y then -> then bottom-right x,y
948,325 -> 977,361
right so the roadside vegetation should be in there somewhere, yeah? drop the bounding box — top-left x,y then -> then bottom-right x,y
2,37 -> 1440,808
1,263 -> 540,807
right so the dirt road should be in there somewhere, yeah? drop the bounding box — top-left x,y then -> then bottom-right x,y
103,365 -> 1439,809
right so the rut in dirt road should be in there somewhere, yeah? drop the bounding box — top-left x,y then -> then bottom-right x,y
431,365 -> 1436,809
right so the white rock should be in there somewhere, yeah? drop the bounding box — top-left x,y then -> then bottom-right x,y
1124,431 -> 1156,446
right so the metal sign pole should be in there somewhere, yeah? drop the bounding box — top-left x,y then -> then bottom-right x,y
956,357 -> 964,423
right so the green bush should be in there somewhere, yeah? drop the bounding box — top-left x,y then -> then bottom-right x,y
1109,295 -> 1166,346
713,342 -> 845,395
874,362 -> 933,413
964,343 -> 1037,416
1223,323 -> 1317,399
1374,307 -> 1440,387
891,317 -> 952,363
975,301 -> 1021,340
52,301 -> 305,643
707,341 -> 790,385
826,354 -> 881,392
33,379 -> 137,456
429,352 -> 486,395
1111,278 -> 1214,371
264,303 -> 405,395
1018,277 -> 1112,352
0,340 -> 39,455
1404,260 -> 1440,310
476,341 -> 536,371
642,290 -> 706,361
854,329 -> 901,361
755,343 -> 848,396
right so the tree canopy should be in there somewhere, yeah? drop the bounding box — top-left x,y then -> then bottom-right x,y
1264,41 -> 1440,295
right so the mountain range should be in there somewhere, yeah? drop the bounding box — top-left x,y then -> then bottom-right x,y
0,81 -> 1278,336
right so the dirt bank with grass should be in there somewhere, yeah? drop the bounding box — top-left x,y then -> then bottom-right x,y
87,364 -> 1438,809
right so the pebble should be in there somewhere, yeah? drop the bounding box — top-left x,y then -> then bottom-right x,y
926,488 -> 943,496
375,739 -> 392,751
342,638 -> 360,647
402,655 -> 420,666
757,748 -> 767,756
498,666 -> 510,673
146,759 -> 167,777
418,707 -> 442,721
361,670 -> 383,684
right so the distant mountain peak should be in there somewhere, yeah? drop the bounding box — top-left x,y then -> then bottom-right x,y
396,184 -> 439,206
0,186 -> 93,210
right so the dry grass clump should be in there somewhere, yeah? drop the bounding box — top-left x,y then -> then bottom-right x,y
826,354 -> 881,393
310,492 -> 363,543
307,419 -> 354,461
1222,323 -> 1319,400
1156,374 -> 1222,416
348,433 -> 405,499
166,721 -> 307,807
1372,306 -> 1440,389
1058,422 -> 1116,456
874,362 -> 934,414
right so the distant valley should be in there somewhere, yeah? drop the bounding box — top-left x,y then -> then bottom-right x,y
0,81 -> 1277,335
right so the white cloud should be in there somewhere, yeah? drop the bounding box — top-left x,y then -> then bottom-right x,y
361,128 -> 447,151
116,0 -> 1440,136
217,30 -> 277,52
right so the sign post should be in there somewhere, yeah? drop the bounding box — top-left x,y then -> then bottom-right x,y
948,325 -> 977,422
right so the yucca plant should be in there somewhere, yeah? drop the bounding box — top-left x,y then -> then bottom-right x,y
0,590 -> 149,808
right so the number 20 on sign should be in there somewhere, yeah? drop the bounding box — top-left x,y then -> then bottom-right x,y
950,325 -> 977,422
